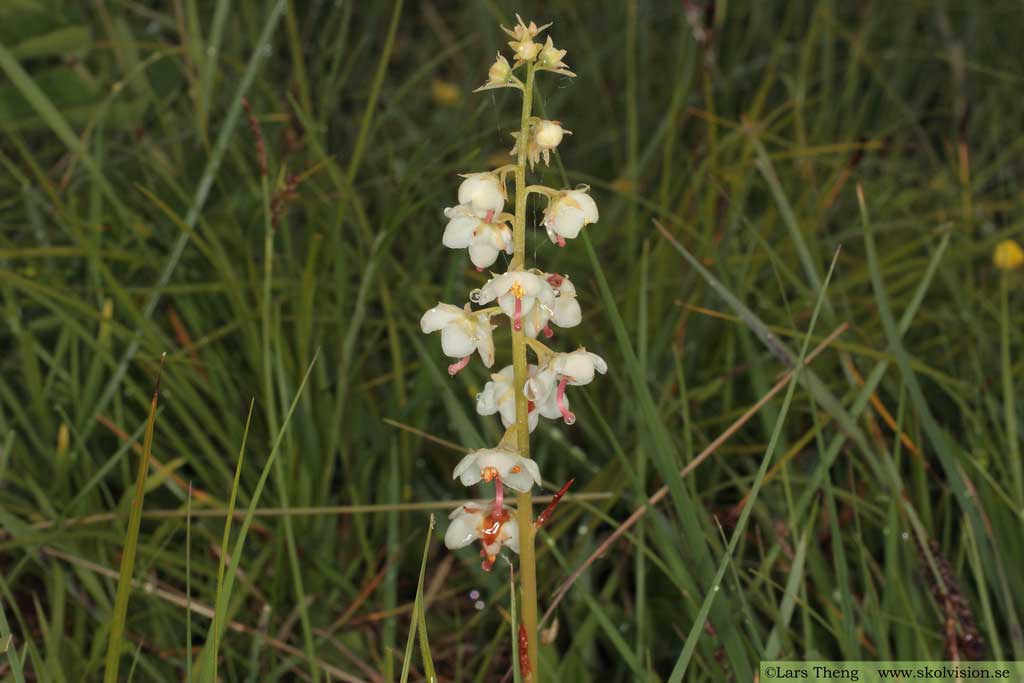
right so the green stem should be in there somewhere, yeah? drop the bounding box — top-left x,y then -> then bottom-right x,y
512,62 -> 540,681
1001,273 -> 1022,507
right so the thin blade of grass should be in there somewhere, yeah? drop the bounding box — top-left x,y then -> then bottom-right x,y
197,350 -> 319,680
399,514 -> 435,683
102,354 -> 165,683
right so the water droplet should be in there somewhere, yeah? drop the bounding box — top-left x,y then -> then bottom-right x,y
469,589 -> 481,600
577,524 -> 588,536
564,414 -> 576,425
713,585 -> 720,592
469,289 -> 482,303
206,46 -> 217,57
475,393 -> 484,402
901,531 -> 910,541
474,600 -> 485,611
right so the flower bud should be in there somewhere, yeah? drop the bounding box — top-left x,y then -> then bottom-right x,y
535,120 -> 565,151
487,54 -> 512,85
513,40 -> 542,62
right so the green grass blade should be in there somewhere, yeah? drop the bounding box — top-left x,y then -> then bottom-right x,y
102,355 -> 165,683
400,514 -> 435,683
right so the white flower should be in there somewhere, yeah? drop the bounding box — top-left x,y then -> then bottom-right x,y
420,303 -> 496,373
458,172 -> 505,214
442,204 -> 513,269
542,188 -> 598,246
547,273 -> 582,329
453,447 -> 541,492
445,501 -> 520,570
525,348 -> 607,425
477,365 -> 540,431
477,270 -> 555,333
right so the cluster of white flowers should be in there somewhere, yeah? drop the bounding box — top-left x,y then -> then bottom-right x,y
420,16 -> 605,573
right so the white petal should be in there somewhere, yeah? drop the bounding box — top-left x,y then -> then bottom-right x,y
551,297 -> 581,328
453,452 -> 482,486
420,303 -> 465,333
444,510 -> 483,549
476,382 -> 499,415
552,207 -> 585,239
534,388 -> 564,419
568,189 -> 598,224
521,306 -> 551,338
474,316 -> 496,367
442,215 -> 478,249
524,369 -> 557,403
440,324 -> 476,359
474,449 -> 521,476
458,173 -> 504,214
502,517 -> 521,553
507,458 -> 541,489
478,272 -> 513,305
449,501 -> 486,519
468,241 -> 500,268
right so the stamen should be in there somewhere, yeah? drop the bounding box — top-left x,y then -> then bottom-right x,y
481,466 -> 500,483
542,324 -> 554,338
556,377 -> 576,424
448,356 -> 472,375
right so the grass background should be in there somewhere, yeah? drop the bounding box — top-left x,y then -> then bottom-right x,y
1,0 -> 1023,681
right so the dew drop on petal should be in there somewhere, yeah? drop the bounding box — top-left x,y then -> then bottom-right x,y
564,414 -> 576,425
474,600 -> 485,611
901,531 -> 910,541
469,288 -> 483,303
469,589 -> 481,600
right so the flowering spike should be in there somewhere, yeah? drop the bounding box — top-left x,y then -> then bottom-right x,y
425,20 -> 606,680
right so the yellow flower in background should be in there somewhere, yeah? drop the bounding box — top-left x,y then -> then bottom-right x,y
431,79 -> 461,107
994,239 -> 1024,271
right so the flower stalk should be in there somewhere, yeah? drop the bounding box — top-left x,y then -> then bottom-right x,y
511,61 -> 540,677
421,16 -> 603,682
